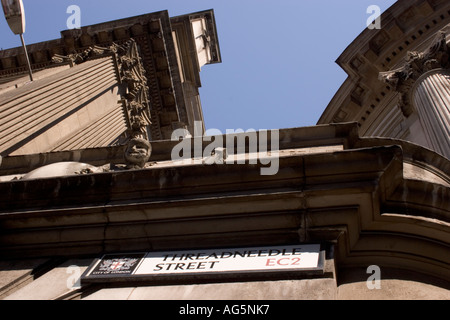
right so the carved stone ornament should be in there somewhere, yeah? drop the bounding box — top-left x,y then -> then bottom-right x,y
52,39 -> 152,142
114,40 -> 153,141
379,31 -> 450,117
52,45 -> 113,67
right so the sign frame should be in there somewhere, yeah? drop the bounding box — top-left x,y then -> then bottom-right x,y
2,0 -> 25,35
81,244 -> 325,285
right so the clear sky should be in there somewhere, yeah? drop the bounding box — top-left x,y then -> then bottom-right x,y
1,0 -> 397,133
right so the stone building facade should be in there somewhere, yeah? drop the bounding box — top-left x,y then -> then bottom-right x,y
0,9 -> 220,156
318,0 -> 450,159
0,1 -> 448,301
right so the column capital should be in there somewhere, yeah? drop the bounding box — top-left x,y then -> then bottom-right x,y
379,30 -> 450,117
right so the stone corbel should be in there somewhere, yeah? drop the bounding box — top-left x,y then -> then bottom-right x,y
379,30 -> 450,117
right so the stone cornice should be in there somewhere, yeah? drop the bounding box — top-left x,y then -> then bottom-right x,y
0,122 -> 358,175
379,31 -> 450,116
0,143 -> 448,281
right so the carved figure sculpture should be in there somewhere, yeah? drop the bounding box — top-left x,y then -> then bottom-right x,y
124,137 -> 152,169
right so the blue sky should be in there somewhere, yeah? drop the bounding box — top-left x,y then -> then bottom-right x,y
1,0 -> 397,133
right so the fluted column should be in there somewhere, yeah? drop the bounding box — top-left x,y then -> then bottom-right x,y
379,30 -> 450,159
412,70 -> 450,158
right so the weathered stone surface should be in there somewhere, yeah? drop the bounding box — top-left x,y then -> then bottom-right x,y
3,259 -> 91,300
337,267 -> 450,300
83,279 -> 338,300
0,258 -> 49,299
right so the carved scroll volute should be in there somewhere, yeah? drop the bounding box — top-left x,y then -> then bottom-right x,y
115,40 -> 152,141
379,31 -> 450,117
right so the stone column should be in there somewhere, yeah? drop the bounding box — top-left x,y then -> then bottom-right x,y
412,70 -> 450,158
379,30 -> 450,159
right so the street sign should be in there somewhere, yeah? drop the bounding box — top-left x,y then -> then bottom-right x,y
1,0 -> 25,34
82,244 -> 324,284
1,0 -> 32,81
